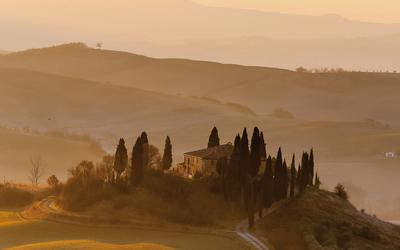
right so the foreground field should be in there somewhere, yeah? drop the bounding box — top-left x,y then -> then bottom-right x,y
0,210 -> 245,250
4,240 -> 176,250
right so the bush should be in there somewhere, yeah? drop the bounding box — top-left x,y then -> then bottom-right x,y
58,177 -> 116,212
193,171 -> 203,181
0,184 -> 34,208
334,183 -> 349,200
142,174 -> 191,205
358,225 -> 380,242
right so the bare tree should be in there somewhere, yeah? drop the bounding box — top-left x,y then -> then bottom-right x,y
28,154 -> 46,188
96,42 -> 102,50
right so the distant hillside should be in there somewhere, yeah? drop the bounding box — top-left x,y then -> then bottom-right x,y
1,44 -> 400,129
256,188 -> 400,249
0,127 -> 103,182
0,49 -> 10,55
122,36 -> 400,72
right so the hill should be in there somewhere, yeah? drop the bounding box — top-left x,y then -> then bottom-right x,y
116,36 -> 400,72
1,44 -> 400,128
0,126 -> 103,183
255,188 -> 400,249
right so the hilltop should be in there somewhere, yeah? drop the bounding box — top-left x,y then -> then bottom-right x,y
255,188 -> 400,249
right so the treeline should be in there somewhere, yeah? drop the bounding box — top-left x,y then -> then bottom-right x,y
57,132 -> 173,211
214,127 -> 319,228
296,67 -> 347,74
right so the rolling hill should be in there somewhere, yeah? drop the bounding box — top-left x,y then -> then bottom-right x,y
1,44 -> 400,128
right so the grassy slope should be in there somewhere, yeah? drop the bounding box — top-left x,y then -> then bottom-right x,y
254,188 -> 400,250
0,127 -> 103,182
0,210 -> 242,250
4,240 -> 176,250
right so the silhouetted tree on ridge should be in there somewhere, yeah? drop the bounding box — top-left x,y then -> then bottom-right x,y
207,126 -> 220,148
114,138 -> 128,187
162,136 -> 173,171
131,137 -> 144,187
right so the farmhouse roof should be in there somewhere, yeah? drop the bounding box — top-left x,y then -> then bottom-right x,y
184,143 -> 234,160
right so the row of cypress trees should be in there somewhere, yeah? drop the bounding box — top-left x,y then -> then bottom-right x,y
215,126 -> 316,228
113,132 -> 173,188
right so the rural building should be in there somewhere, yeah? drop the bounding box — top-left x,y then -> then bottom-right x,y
177,143 -> 234,177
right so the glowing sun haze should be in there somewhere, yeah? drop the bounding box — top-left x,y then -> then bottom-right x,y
192,0 -> 400,24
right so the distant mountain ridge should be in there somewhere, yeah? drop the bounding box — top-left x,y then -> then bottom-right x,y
2,0 -> 400,52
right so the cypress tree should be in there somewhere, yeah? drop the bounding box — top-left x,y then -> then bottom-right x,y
301,152 -> 309,190
162,136 -> 173,171
262,156 -> 274,209
131,137 -> 144,187
282,160 -> 288,201
290,154 -> 295,198
273,148 -> 283,205
238,128 -> 249,186
299,164 -> 303,195
238,128 -> 250,211
226,134 -> 242,214
140,131 -> 148,144
207,126 -> 220,148
309,148 -> 314,186
259,132 -> 267,160
141,131 -> 149,171
249,127 -> 261,177
114,138 -> 128,187
297,164 -> 301,181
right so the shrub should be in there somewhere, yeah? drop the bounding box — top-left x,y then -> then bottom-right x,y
0,184 -> 34,208
193,171 -> 203,181
58,177 -> 116,212
334,183 -> 349,200
358,225 -> 380,241
142,174 -> 191,205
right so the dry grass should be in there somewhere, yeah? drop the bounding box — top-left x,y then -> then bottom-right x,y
3,240 -> 177,250
254,188 -> 400,250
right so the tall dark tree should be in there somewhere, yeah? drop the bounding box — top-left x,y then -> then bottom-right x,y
249,127 -> 261,177
309,148 -> 314,186
162,136 -> 173,171
259,132 -> 267,160
114,138 -> 128,186
131,137 -> 144,187
217,156 -> 229,200
226,134 -> 242,214
273,148 -> 283,206
238,128 -> 250,211
140,131 -> 148,144
238,128 -> 249,186
207,126 -> 220,148
290,154 -> 295,198
262,156 -> 274,209
301,152 -> 309,190
282,160 -> 288,201
141,131 -> 149,171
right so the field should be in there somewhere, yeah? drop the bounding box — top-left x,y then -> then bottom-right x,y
0,209 -> 244,250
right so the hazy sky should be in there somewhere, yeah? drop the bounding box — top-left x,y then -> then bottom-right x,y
192,0 -> 400,24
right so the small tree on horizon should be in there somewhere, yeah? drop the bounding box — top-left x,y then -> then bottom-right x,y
96,42 -> 102,50
162,136 -> 173,171
207,126 -> 220,148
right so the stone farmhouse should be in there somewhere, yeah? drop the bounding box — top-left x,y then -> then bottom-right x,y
177,143 -> 234,177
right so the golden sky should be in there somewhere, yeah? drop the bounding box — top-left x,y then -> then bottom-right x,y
192,0 -> 400,24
